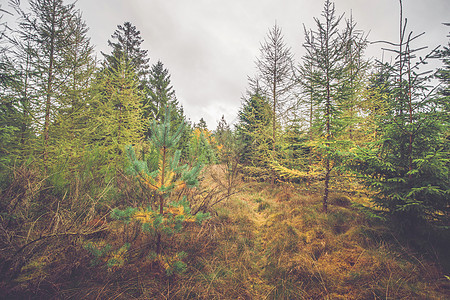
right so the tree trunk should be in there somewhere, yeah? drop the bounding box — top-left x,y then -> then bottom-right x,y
43,6 -> 57,172
323,158 -> 330,213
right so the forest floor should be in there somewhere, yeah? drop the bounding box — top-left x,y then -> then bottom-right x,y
1,164 -> 449,299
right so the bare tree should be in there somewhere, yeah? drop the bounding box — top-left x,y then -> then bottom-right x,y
255,23 -> 294,182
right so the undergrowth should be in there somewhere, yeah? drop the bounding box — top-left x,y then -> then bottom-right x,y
0,165 -> 448,299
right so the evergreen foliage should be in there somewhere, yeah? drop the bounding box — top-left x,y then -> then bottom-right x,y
122,106 -> 204,253
188,127 -> 218,165
90,56 -> 144,176
0,1 -> 449,297
214,115 -> 234,162
236,92 -> 273,170
0,27 -> 22,173
301,0 -> 355,212
14,0 -> 81,168
102,21 -> 150,81
147,60 -> 176,123
351,3 -> 449,228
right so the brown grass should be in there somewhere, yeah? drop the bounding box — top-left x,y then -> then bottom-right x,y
1,165 -> 448,299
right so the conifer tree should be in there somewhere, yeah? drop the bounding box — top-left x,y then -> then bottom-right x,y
57,10 -> 95,121
352,2 -> 449,228
13,0 -> 80,169
340,14 -> 369,140
256,23 -> 294,175
115,106 -> 203,255
50,9 -> 96,174
102,21 -> 152,135
0,45 -> 22,172
189,126 -> 217,165
147,60 -> 176,123
281,116 -> 310,170
195,118 -> 208,130
0,10 -> 21,170
302,0 -> 348,212
215,115 -> 232,161
236,91 -> 273,169
102,21 -> 150,81
90,57 -> 144,174
3,3 -> 36,154
434,23 -> 450,117
297,36 -> 321,141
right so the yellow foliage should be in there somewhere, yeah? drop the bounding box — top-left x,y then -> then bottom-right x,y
131,203 -> 195,225
108,245 -> 129,270
149,253 -> 179,271
166,205 -> 184,215
270,162 -> 322,181
133,208 -> 154,224
141,166 -> 185,193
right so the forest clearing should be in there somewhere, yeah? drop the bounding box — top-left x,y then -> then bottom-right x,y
1,0 -> 449,298
0,163 -> 449,299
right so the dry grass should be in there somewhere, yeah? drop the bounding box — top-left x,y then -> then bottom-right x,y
1,165 -> 448,299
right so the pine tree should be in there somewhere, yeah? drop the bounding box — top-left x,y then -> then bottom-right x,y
120,106 -> 203,254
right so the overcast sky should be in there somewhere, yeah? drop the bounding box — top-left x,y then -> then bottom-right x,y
72,0 -> 447,128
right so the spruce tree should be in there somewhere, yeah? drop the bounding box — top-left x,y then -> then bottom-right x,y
352,2 -> 449,229
50,9 -> 96,174
102,21 -> 150,81
195,118 -> 208,130
0,53 -> 21,173
215,115 -> 232,161
236,90 -> 273,169
102,21 -> 151,134
340,14 -> 369,141
4,3 -> 36,154
434,23 -> 450,117
0,11 -> 21,170
147,60 -> 176,123
297,35 -> 321,141
189,125 -> 217,165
